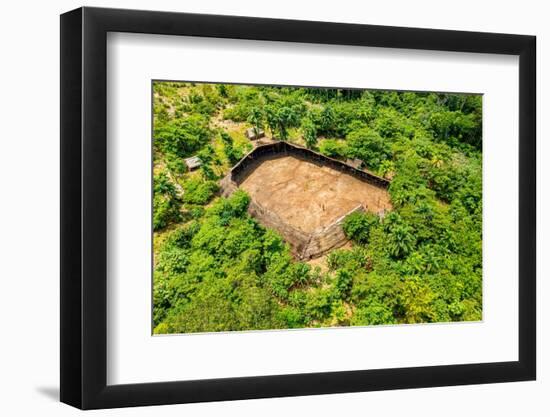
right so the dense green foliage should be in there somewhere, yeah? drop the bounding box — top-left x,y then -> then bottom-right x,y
152,81 -> 483,333
153,172 -> 181,231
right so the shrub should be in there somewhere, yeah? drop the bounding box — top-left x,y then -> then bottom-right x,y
346,126 -> 391,170
153,194 -> 181,231
318,139 -> 348,158
300,117 -> 318,149
342,211 -> 379,244
182,178 -> 219,205
383,213 -> 416,259
220,131 -> 244,164
334,269 -> 353,300
351,302 -> 396,326
153,172 -> 181,231
154,115 -> 210,158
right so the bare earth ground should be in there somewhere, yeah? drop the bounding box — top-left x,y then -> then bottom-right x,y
239,155 -> 392,234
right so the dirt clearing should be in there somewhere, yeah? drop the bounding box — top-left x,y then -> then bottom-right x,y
239,155 -> 392,234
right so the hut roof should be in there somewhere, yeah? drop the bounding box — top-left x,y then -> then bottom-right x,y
346,158 -> 363,169
184,156 -> 202,170
245,127 -> 265,140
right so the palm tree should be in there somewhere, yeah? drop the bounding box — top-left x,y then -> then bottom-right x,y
247,107 -> 264,139
301,117 -> 318,149
384,213 -> 416,259
388,224 -> 415,258
276,106 -> 298,140
265,106 -> 279,139
319,105 -> 336,135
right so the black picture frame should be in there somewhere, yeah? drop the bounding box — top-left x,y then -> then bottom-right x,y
60,6 -> 536,410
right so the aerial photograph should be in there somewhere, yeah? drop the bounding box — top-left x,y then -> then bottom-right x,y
151,81 -> 482,334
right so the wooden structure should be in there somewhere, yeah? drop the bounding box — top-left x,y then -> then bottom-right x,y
346,158 -> 363,169
229,141 -> 390,189
220,141 -> 391,259
245,127 -> 265,141
183,156 -> 201,171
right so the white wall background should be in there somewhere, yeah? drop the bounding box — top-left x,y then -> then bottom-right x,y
0,0 -> 546,415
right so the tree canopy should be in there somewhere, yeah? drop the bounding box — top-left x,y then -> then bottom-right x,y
152,81 -> 483,333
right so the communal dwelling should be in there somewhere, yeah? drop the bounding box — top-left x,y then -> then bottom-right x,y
220,141 -> 392,260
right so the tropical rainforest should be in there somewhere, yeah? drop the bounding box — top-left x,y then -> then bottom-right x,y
152,81 -> 482,334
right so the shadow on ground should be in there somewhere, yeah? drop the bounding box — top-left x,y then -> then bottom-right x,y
35,386 -> 59,401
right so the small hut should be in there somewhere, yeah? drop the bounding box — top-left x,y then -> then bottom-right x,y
346,158 -> 363,169
245,127 -> 265,141
184,156 -> 202,171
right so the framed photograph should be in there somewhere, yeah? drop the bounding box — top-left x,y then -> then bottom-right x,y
60,6 -> 536,409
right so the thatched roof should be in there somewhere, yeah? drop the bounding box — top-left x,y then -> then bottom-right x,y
346,158 -> 363,169
184,156 -> 201,170
228,141 -> 390,189
245,127 -> 265,140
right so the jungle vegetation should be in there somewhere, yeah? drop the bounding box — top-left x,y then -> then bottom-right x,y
152,81 -> 482,334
